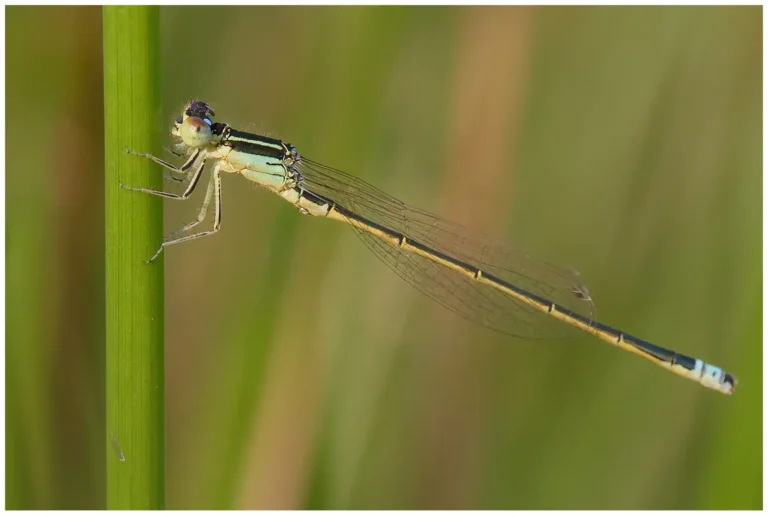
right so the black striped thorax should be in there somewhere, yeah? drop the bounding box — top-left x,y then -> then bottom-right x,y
214,123 -> 292,161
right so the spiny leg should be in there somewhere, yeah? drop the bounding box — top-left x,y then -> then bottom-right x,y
161,146 -> 191,181
145,162 -> 224,263
126,148 -> 200,174
120,153 -> 207,200
164,172 -> 184,184
122,146 -> 202,191
166,171 -> 216,241
164,145 -> 184,158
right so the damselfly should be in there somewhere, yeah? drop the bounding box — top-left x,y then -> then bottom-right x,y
122,100 -> 736,395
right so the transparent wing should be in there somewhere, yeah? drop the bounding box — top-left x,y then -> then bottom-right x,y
297,158 -> 596,340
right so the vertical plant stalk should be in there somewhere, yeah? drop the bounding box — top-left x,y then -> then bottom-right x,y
103,6 -> 164,509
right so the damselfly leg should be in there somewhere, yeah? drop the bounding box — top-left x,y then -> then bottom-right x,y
121,149 -> 222,263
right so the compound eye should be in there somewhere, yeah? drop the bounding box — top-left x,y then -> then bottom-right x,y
179,116 -> 212,148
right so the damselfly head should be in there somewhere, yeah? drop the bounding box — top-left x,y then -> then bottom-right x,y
172,99 -> 215,149
185,100 -> 215,121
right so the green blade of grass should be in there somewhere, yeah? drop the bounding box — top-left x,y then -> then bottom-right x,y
103,6 -> 164,509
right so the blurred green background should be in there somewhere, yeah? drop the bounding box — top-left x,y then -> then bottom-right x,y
6,5 -> 762,509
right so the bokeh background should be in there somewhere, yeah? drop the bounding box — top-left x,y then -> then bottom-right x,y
6,5 -> 762,509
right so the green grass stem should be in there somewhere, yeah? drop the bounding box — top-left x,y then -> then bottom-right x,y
103,6 -> 164,509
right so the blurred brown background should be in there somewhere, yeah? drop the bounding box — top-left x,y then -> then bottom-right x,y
6,5 -> 762,509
